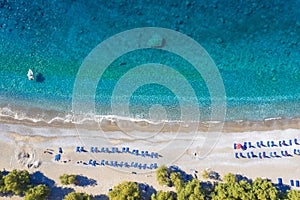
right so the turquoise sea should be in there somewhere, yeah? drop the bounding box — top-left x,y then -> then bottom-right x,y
0,0 -> 299,125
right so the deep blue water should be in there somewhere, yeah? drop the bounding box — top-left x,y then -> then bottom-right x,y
0,0 -> 299,122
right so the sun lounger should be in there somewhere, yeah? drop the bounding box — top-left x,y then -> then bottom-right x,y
142,164 -> 147,169
247,152 -> 251,158
295,138 -> 300,145
278,178 -> 283,185
296,180 -> 300,187
135,150 -> 139,156
126,147 -> 130,153
90,147 -> 94,153
54,154 -> 61,161
59,147 -> 63,154
251,152 -> 257,158
262,152 -> 269,158
92,160 -> 96,166
234,143 -> 237,149
258,152 -> 262,159
153,163 -> 158,169
80,147 -> 84,152
101,147 -> 105,152
281,151 -> 285,157
271,141 -> 277,147
101,160 -> 105,165
273,151 -> 280,158
256,142 -> 261,148
285,150 -> 292,157
122,147 -> 126,152
76,146 -> 80,152
260,141 -> 266,147
290,180 -> 294,186
282,140 -> 288,146
289,139 -> 292,146
248,142 -> 255,148
270,152 -> 273,157
239,152 -> 246,158
267,141 -> 270,147
279,141 -> 282,147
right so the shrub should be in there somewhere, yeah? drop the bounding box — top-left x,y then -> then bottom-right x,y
108,181 -> 140,200
4,169 -> 30,195
59,174 -> 76,185
25,184 -> 51,200
156,166 -> 170,186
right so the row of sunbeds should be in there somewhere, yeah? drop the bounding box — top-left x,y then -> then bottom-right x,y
234,138 -> 300,150
235,149 -> 300,159
75,146 -> 159,158
79,159 -> 158,170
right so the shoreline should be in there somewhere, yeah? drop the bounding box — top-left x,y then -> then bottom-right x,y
1,114 -> 300,133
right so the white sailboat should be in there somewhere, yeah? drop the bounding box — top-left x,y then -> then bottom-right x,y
27,69 -> 34,80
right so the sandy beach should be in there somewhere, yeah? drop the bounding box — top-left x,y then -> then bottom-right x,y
0,119 -> 299,198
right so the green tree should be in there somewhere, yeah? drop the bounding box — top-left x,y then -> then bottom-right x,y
108,181 -> 141,200
212,174 -> 254,200
156,166 -> 170,186
177,179 -> 205,200
151,190 -> 175,200
25,184 -> 51,200
286,190 -> 300,200
4,169 -> 30,195
64,192 -> 94,200
170,172 -> 184,192
251,178 -> 278,200
59,174 -> 76,185
223,173 -> 236,183
0,171 -> 5,193
202,170 -> 209,179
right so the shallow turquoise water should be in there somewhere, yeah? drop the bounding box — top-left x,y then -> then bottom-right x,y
0,0 -> 299,122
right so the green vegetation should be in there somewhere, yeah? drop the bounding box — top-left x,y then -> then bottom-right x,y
202,169 -> 209,179
251,178 -> 278,200
63,192 -> 94,200
0,171 -> 5,193
151,190 -> 175,200
25,184 -> 51,200
59,174 -> 77,185
170,172 -> 184,191
286,189 -> 300,200
156,165 -> 171,186
4,169 -> 30,195
177,179 -> 205,200
108,181 -> 141,200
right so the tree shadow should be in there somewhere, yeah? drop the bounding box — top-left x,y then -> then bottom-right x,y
236,174 -> 252,183
36,73 -> 45,83
30,171 -> 74,199
30,171 -> 55,187
94,194 -> 109,200
48,187 -> 74,200
76,175 -> 97,187
169,165 -> 193,182
138,183 -> 156,199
